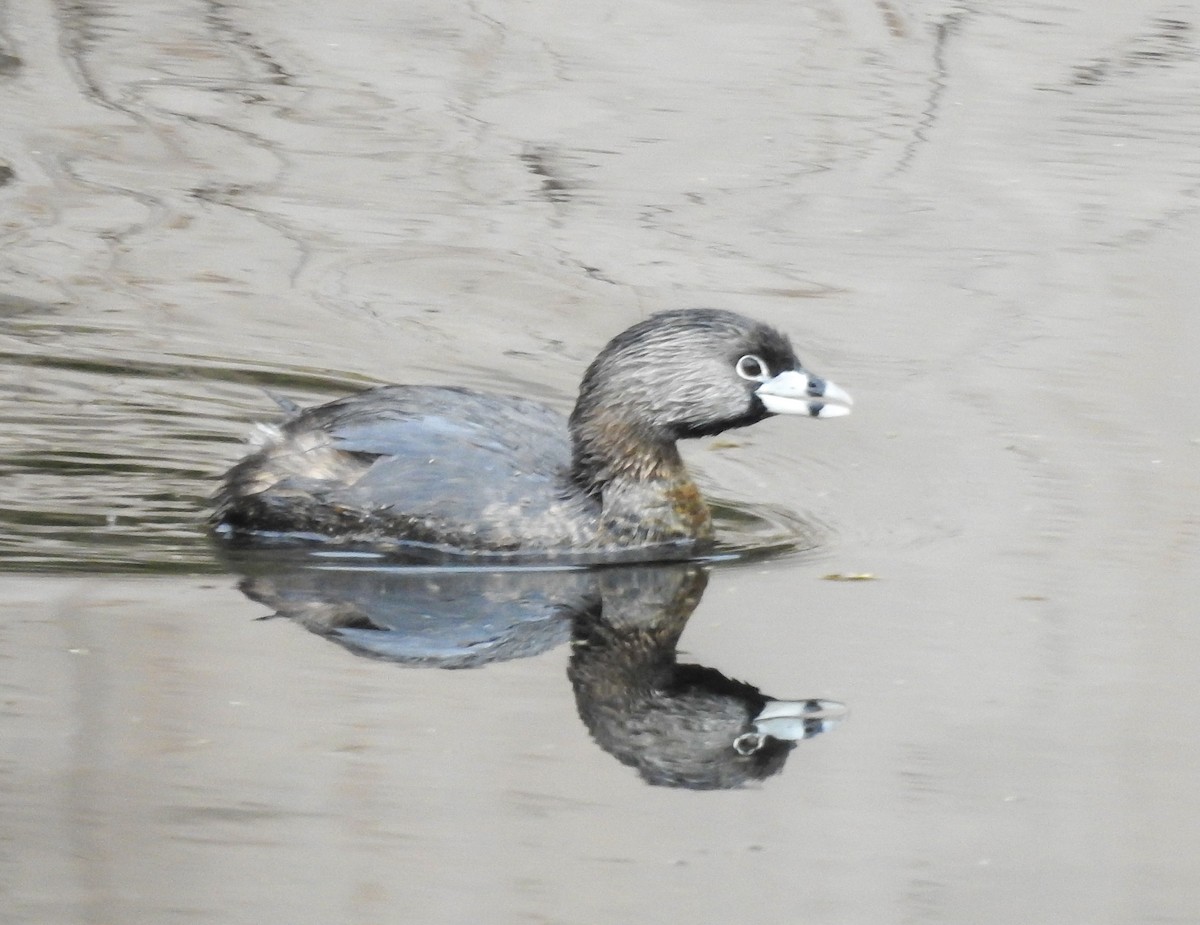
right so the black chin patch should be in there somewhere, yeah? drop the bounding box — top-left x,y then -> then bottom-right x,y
673,406 -> 769,439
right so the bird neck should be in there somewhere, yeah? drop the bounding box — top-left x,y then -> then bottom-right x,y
569,407 -> 714,547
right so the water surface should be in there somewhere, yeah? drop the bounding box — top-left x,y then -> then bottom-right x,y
2,1 -> 1199,923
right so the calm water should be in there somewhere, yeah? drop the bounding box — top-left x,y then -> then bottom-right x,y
3,1 -> 1199,922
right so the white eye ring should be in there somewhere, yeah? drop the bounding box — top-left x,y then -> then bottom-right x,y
733,732 -> 764,755
736,354 -> 771,382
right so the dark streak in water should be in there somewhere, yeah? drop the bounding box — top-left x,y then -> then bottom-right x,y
891,10 -> 968,176
520,145 -> 575,205
0,349 -> 379,397
55,0 -> 131,111
874,0 -> 908,40
51,0 -> 311,292
1069,15 -> 1196,87
203,0 -> 294,87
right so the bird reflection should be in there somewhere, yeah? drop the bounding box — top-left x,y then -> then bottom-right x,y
567,565 -> 843,789
226,550 -> 844,789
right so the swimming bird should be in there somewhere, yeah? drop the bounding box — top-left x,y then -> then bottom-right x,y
212,308 -> 851,560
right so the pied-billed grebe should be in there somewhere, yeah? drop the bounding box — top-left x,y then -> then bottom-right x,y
212,308 -> 851,560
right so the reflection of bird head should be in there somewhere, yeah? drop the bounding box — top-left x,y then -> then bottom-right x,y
568,564 -> 842,790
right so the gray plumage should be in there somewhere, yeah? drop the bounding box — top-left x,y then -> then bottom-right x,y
212,308 -> 848,561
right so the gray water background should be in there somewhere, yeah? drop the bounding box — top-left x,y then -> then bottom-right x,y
2,1 -> 1199,922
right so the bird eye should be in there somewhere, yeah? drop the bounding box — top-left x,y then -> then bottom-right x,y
733,732 -> 764,755
736,354 -> 770,382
